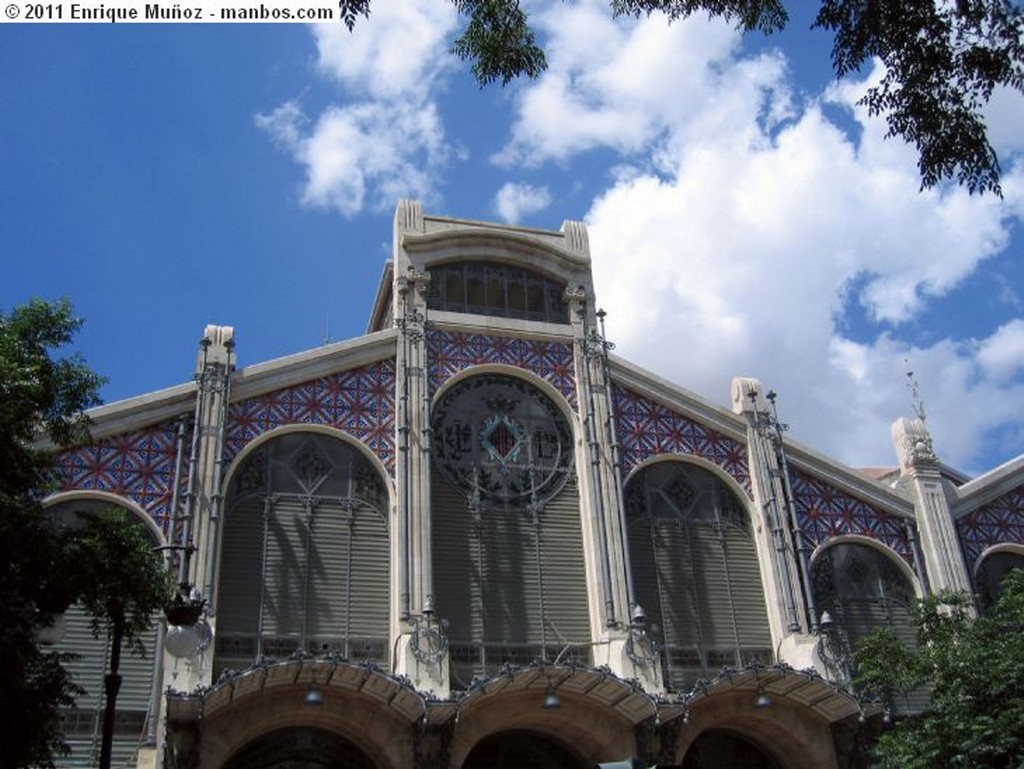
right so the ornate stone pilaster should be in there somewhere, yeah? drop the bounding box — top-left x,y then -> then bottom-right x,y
393,259 -> 450,695
731,378 -> 813,664
570,287 -> 663,693
892,417 -> 971,596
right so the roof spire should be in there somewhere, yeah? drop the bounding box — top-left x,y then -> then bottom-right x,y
905,358 -> 927,422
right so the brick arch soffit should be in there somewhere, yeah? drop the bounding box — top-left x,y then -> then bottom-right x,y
204,691 -> 411,769
215,724 -> 384,769
449,694 -> 637,769
43,488 -> 169,549
219,423 -> 396,513
429,363 -> 580,435
808,534 -> 923,599
675,696 -> 827,769
973,541 -> 1024,578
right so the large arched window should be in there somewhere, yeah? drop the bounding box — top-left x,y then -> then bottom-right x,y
975,549 -> 1024,611
45,498 -> 161,769
625,461 -> 772,692
431,375 -> 589,688
426,261 -> 569,324
216,432 -> 389,675
811,542 -> 915,641
812,541 -> 922,708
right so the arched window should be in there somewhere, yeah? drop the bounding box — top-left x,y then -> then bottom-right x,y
426,262 -> 569,324
431,375 -> 589,688
976,549 -> 1024,611
216,433 -> 389,674
625,461 -> 772,691
45,499 -> 160,769
812,542 -> 914,640
812,541 -> 923,708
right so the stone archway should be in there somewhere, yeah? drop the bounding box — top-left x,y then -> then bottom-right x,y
221,727 -> 378,769
681,728 -> 783,769
461,729 -> 590,769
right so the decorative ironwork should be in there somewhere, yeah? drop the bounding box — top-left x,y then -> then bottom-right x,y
816,610 -> 853,687
625,626 -> 659,669
625,462 -> 748,530
433,375 -> 572,509
812,542 -> 915,687
228,432 -> 386,512
410,614 -> 450,666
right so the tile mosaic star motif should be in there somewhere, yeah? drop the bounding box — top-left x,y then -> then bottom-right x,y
426,329 -> 577,408
225,360 -> 397,474
52,419 -> 186,537
957,483 -> 1024,567
790,470 -> 914,566
611,384 -> 751,493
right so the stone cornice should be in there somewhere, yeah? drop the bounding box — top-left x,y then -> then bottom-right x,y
52,329 -> 399,444
951,454 -> 1024,518
402,228 -> 590,274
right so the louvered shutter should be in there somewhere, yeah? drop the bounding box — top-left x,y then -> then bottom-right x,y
626,462 -> 772,691
216,434 -> 390,674
433,474 -> 589,688
55,606 -> 158,769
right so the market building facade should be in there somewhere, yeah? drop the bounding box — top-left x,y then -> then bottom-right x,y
46,201 -> 1024,768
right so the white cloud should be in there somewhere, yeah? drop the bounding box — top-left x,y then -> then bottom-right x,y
976,319 -> 1024,385
258,4 -> 461,217
492,4 -> 1024,471
493,183 -> 552,223
493,1 -> 772,167
310,5 -> 459,99
257,99 -> 447,216
259,1 -> 1024,472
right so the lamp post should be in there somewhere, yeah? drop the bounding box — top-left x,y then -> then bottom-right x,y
816,610 -> 852,687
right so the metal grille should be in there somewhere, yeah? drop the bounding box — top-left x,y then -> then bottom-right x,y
217,434 -> 389,676
426,261 -> 569,324
433,476 -> 590,690
625,461 -> 772,692
812,542 -> 925,711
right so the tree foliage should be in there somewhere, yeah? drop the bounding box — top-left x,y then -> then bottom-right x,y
72,509 -> 172,655
853,569 -> 1024,768
0,299 -> 104,768
339,0 -> 1024,194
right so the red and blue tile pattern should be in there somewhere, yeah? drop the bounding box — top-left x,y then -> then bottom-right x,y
611,384 -> 751,493
52,419 -> 186,537
957,483 -> 1024,566
426,329 -> 577,409
224,360 -> 397,474
790,470 -> 913,566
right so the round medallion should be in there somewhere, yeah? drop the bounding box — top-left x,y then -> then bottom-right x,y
433,376 -> 572,509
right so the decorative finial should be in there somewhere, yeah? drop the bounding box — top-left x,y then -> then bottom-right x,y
905,359 -> 926,421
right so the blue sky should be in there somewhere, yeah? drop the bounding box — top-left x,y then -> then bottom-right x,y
2,3 -> 1024,476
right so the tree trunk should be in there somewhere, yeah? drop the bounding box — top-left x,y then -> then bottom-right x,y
99,618 -> 124,769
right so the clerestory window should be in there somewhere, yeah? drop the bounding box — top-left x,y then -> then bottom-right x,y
426,262 -> 569,324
